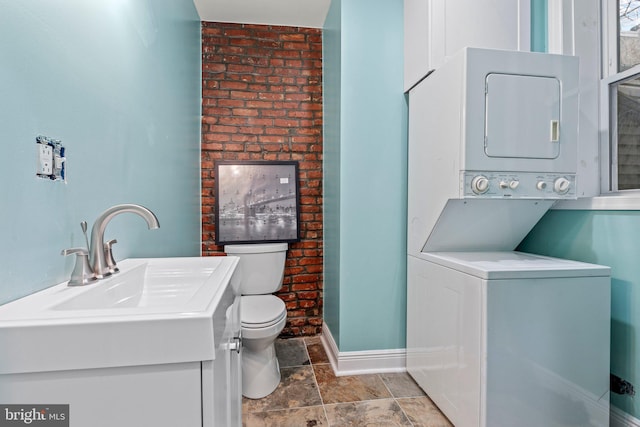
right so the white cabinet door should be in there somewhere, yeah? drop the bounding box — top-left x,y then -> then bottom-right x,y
226,295 -> 242,426
0,363 -> 202,427
202,286 -> 242,427
404,0 -> 430,91
404,0 -> 531,91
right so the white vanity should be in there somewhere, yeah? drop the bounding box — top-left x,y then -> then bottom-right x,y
0,256 -> 242,427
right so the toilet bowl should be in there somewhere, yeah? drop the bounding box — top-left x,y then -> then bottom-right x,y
224,243 -> 288,399
240,295 -> 287,398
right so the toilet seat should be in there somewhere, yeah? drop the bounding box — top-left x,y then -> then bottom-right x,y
241,295 -> 286,329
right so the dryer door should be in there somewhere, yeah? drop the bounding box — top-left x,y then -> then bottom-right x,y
484,73 -> 560,159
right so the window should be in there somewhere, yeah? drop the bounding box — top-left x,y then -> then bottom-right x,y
604,1 -> 640,192
619,0 -> 640,71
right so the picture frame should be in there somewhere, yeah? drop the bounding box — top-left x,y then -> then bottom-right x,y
215,160 -> 301,245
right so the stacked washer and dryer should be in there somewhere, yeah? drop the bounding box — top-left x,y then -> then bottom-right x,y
406,48 -> 611,427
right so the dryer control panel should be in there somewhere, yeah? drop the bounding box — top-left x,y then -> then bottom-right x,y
462,171 -> 576,199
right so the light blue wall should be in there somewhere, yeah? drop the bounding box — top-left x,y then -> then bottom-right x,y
519,210 -> 640,418
531,0 -> 548,52
323,0 -> 407,352
322,0 -> 342,344
0,0 -> 202,305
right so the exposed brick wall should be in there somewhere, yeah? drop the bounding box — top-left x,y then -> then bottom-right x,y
201,22 -> 323,337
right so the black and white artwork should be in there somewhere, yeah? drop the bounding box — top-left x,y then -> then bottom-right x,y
215,161 -> 300,245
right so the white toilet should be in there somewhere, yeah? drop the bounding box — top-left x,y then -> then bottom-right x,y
224,242 -> 288,399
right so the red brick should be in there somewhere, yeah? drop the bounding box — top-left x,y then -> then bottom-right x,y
287,317 -> 306,326
238,126 -> 265,135
202,90 -> 229,99
203,63 -> 226,73
298,291 -> 319,300
202,27 -> 223,36
288,110 -> 314,119
223,143 -> 244,152
259,137 -> 285,145
308,318 -> 323,326
220,81 -> 249,90
257,40 -> 281,49
261,109 -> 287,117
258,92 -> 285,101
232,108 -> 259,117
305,265 -> 323,274
209,125 -> 238,134
280,33 -> 306,41
273,50 -> 301,58
285,301 -> 298,310
202,107 -> 230,117
274,119 -> 300,127
230,91 -> 258,100
278,293 -> 297,301
255,31 -> 280,40
292,280 -> 319,289
217,45 -> 246,55
284,42 -> 310,50
230,38 -> 257,46
247,118 -> 274,126
224,28 -> 252,37
248,83 -> 268,92
285,93 -> 312,102
231,134 -> 258,143
265,127 -> 289,135
286,60 -> 303,68
291,136 -> 317,143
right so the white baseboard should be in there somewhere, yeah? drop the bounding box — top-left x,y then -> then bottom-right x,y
320,323 -> 406,376
611,406 -> 640,427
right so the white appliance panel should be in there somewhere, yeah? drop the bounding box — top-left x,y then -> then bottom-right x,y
418,251 -> 611,279
421,199 -> 553,253
407,252 -> 611,427
485,276 -> 610,427
461,171 -> 576,199
485,74 -> 560,159
407,255 -> 483,427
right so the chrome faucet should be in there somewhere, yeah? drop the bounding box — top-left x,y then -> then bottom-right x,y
89,204 -> 160,278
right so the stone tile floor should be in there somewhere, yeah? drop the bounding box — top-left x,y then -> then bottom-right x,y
242,335 -> 453,427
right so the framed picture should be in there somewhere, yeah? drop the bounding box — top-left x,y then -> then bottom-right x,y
215,160 -> 301,245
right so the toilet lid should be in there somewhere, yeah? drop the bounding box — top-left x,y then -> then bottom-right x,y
241,295 -> 286,328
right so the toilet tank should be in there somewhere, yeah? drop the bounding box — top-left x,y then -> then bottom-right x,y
224,243 -> 288,295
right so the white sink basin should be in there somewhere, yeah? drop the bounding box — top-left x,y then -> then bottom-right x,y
0,257 -> 240,375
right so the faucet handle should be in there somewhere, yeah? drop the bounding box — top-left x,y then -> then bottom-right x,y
104,239 -> 120,274
61,247 -> 98,286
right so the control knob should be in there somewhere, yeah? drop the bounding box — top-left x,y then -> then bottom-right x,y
536,181 -> 547,191
553,177 -> 571,194
509,180 -> 519,190
471,175 -> 489,194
